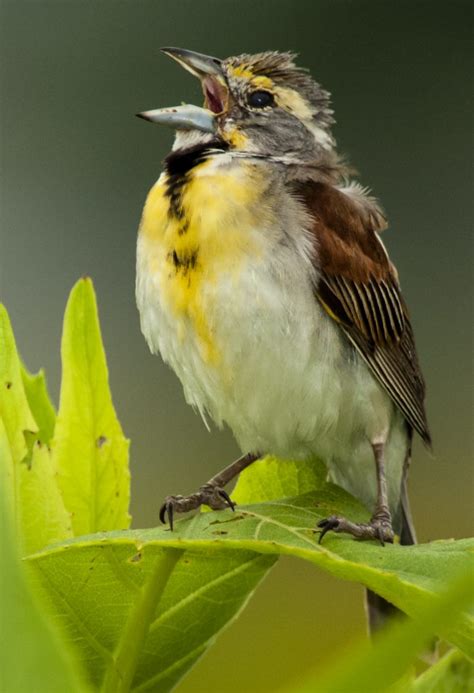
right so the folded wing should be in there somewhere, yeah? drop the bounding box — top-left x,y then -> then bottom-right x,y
294,180 -> 431,446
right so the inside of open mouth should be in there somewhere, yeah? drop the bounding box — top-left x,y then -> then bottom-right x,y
202,76 -> 227,114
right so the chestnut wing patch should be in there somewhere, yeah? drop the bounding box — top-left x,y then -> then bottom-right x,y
295,180 -> 431,446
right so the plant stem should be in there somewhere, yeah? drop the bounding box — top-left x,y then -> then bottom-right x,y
100,547 -> 183,693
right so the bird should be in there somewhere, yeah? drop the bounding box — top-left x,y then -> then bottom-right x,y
135,47 -> 431,628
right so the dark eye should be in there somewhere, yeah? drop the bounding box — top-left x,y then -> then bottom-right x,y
247,90 -> 274,109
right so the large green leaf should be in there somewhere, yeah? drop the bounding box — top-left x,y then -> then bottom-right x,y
52,278 -> 131,535
29,540 -> 276,692
0,306 -> 72,555
0,486 -> 86,693
27,467 -> 473,692
292,568 -> 474,693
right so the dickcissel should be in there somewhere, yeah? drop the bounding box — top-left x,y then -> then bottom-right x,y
136,48 -> 431,590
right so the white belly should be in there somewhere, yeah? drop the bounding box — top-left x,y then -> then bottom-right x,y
137,232 -> 408,513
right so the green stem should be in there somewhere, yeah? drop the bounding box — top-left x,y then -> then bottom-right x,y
100,548 -> 183,693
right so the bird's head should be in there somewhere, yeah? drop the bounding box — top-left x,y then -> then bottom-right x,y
138,47 -> 335,163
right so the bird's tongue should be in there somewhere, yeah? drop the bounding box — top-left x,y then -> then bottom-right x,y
203,76 -> 227,114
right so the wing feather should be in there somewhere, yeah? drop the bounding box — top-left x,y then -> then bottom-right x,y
294,180 -> 431,446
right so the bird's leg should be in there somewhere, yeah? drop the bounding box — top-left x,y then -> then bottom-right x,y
317,441 -> 394,546
159,452 -> 260,530
370,441 -> 394,540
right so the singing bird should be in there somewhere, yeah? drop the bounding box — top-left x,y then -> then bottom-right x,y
136,48 -> 431,623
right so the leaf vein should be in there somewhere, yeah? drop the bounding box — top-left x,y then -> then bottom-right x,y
149,554 -> 264,633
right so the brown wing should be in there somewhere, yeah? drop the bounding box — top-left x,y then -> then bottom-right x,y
294,180 -> 431,447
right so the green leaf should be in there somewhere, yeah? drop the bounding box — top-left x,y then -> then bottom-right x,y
29,541 -> 276,692
412,649 -> 474,693
293,569 -> 474,693
27,479 -> 472,692
0,485 -> 87,693
18,437 -> 73,555
52,277 -> 131,535
232,455 -> 327,504
0,306 -> 72,555
21,363 -> 56,445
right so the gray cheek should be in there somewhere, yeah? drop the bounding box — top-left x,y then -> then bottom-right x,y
245,116 -> 314,154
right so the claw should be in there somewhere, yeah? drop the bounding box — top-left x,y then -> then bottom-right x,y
167,502 -> 174,531
376,525 -> 385,547
159,501 -> 174,530
317,516 -> 340,544
217,488 -> 236,511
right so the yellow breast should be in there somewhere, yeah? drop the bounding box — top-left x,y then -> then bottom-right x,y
138,158 -> 269,363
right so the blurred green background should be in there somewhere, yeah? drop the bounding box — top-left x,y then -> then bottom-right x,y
1,1 -> 472,691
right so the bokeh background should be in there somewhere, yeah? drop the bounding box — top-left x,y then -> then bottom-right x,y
1,1 -> 472,691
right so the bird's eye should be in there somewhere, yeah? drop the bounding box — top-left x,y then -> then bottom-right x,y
247,90 -> 275,109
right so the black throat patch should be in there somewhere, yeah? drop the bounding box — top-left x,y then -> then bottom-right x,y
164,140 -> 229,225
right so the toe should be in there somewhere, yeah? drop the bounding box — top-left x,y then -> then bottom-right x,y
317,516 -> 340,544
217,488 -> 236,511
159,500 -> 174,530
375,524 -> 385,546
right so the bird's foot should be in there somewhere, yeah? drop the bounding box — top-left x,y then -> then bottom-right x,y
317,509 -> 394,546
159,483 -> 236,531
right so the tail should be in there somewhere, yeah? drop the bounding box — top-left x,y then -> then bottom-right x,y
365,431 -> 416,633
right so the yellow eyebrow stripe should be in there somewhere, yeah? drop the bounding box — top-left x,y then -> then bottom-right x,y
274,86 -> 314,119
228,64 -> 254,80
228,65 -> 274,91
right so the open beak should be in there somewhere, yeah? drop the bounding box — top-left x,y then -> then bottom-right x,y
136,47 -> 228,133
